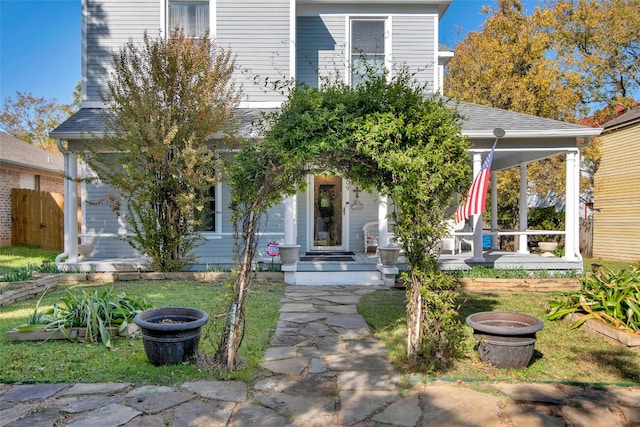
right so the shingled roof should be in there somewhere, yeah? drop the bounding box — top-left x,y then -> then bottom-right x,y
51,101 -> 600,142
601,106 -> 640,132
0,132 -> 64,174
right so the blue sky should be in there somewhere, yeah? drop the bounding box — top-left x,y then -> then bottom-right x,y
0,0 -> 542,107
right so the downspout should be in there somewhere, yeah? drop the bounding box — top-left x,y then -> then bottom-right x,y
55,139 -> 69,265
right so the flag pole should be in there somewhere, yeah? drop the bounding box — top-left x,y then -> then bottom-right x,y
469,128 -> 504,261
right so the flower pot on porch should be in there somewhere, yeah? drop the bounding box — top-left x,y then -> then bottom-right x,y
466,311 -> 544,369
278,245 -> 300,266
134,307 -> 209,366
78,244 -> 94,259
538,241 -> 558,257
378,246 -> 401,268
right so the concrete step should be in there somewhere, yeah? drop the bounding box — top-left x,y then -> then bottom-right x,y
286,270 -> 385,286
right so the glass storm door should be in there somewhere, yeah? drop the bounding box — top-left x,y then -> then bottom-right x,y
311,175 -> 345,250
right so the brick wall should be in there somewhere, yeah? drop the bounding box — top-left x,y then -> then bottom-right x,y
0,168 -> 20,246
38,174 -> 64,194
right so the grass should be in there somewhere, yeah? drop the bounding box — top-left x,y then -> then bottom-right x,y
2,245 -> 638,386
358,288 -> 640,386
0,279 -> 284,385
584,258 -> 635,273
0,245 -> 58,276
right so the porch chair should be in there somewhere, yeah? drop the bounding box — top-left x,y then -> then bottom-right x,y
363,222 -> 379,253
440,219 -> 465,255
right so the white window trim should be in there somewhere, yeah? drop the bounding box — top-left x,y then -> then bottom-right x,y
200,180 -> 223,238
345,15 -> 392,87
161,0 -> 214,39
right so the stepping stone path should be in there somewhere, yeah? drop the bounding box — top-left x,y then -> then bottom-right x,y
1,285 -> 639,426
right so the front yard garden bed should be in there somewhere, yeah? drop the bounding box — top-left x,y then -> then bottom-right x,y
457,277 -> 580,292
567,313 -> 640,347
5,324 -> 138,342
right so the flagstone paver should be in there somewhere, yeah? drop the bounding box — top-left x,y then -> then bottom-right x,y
181,381 -> 247,402
1,285 -> 640,426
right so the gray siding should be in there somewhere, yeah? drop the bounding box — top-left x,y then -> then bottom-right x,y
83,180 -> 140,258
216,0 -> 291,104
85,0 -> 160,102
391,15 -> 436,89
296,13 -> 437,90
83,176 -> 286,261
296,15 -> 346,87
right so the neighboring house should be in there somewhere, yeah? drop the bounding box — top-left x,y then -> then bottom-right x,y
592,106 -> 640,262
0,132 -> 64,247
51,0 -> 601,281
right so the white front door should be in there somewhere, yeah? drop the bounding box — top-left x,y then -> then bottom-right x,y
309,175 -> 348,251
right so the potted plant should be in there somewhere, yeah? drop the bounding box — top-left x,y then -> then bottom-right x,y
134,307 -> 209,365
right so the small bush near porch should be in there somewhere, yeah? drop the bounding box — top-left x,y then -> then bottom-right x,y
0,280 -> 284,384
358,289 -> 640,385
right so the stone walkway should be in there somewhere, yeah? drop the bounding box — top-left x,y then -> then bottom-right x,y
1,285 -> 640,426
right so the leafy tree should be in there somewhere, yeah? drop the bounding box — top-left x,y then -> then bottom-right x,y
223,70 -> 470,371
552,0 -> 640,107
85,29 -> 240,271
445,0 -> 580,121
0,91 -> 78,152
444,0 -> 639,226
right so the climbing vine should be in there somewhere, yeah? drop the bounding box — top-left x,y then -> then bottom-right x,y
221,69 -> 471,371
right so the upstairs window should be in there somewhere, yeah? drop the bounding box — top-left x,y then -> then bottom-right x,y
351,19 -> 386,86
169,0 -> 209,38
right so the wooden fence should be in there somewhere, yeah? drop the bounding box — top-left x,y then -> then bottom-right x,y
11,189 -> 64,251
580,218 -> 593,259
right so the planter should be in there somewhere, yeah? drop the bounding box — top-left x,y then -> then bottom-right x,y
278,245 -> 300,266
5,325 -> 138,342
538,242 -> 557,257
456,278 -> 580,292
567,313 -> 640,347
134,307 -> 209,366
466,311 -> 544,369
78,244 -> 94,259
378,246 -> 401,268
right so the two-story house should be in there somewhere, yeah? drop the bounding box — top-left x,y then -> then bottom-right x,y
51,0 -> 601,283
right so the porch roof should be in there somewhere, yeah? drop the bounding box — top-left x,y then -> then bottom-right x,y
50,102 -> 601,169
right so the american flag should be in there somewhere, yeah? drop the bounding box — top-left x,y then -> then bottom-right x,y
455,142 -> 497,224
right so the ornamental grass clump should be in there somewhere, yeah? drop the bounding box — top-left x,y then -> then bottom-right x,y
547,264 -> 640,334
20,287 -> 152,347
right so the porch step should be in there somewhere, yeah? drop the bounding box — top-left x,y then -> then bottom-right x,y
287,270 -> 385,286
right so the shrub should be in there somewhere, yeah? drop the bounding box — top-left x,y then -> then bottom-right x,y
547,265 -> 640,333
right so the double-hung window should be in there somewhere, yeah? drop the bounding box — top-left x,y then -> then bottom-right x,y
350,19 -> 387,86
169,0 -> 209,38
201,182 -> 220,233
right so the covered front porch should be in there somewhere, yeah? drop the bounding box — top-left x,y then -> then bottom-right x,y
61,247 -> 583,285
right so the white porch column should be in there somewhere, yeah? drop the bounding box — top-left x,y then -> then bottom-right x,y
471,153 -> 484,261
518,163 -> 529,254
490,170 -> 499,250
378,194 -> 389,247
283,195 -> 297,245
564,149 -> 580,261
68,152 -> 79,262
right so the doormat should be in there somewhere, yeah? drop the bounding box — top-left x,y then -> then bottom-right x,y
300,256 -> 355,262
305,251 -> 355,256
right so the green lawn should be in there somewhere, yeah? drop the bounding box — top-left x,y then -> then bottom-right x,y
0,279 -> 284,385
358,288 -> 640,386
0,245 -> 59,275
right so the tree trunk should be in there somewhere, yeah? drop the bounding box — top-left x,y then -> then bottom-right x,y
406,274 -> 423,358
